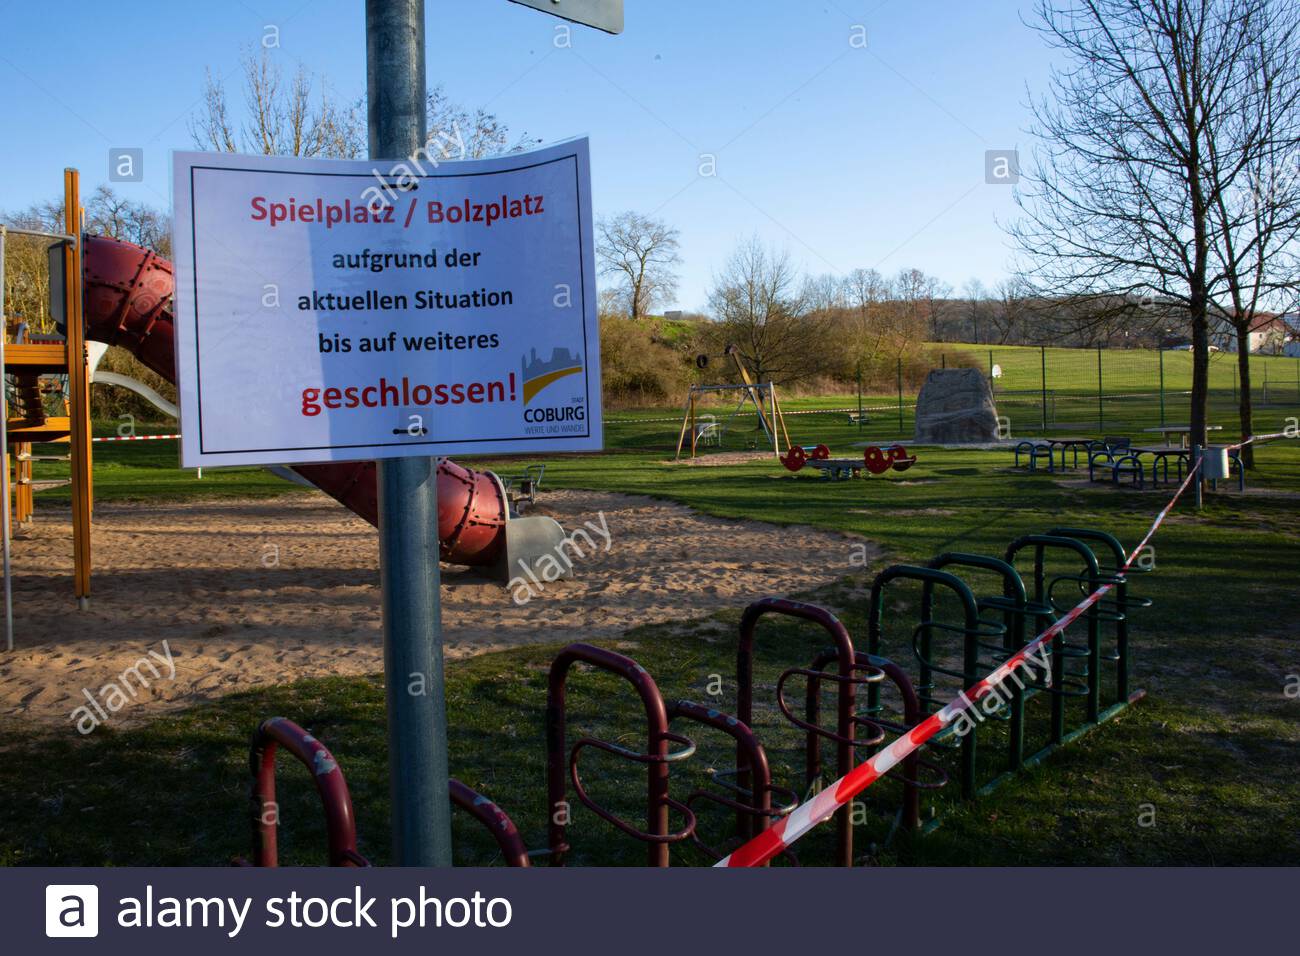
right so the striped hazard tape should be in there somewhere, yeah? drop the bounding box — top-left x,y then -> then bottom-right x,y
715,430 -> 1292,867
91,434 -> 180,443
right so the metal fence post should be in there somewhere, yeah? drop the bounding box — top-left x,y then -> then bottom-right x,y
367,0 -> 454,867
897,357 -> 904,434
1159,348 -> 1166,427
1040,345 -> 1048,431
1097,347 -> 1104,431
856,362 -> 863,433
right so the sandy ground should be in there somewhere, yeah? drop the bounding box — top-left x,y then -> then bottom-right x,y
0,490 -> 875,731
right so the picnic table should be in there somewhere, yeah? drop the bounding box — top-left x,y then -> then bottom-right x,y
1041,435 -> 1098,469
1129,445 -> 1191,486
1141,425 -> 1222,448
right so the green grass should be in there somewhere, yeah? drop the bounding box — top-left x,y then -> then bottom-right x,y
29,423 -> 313,504
4,428 -> 1298,866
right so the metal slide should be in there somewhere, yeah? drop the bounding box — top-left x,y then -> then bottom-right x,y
80,234 -> 566,577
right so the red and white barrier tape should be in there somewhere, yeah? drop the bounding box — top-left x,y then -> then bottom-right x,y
715,429 -> 1292,867
91,434 -> 180,443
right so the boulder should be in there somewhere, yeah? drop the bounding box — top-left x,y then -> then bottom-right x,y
913,368 -> 999,444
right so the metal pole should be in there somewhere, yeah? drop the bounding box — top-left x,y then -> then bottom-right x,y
1040,345 -> 1048,431
367,0 -> 453,867
1159,348 -> 1166,427
1097,347 -> 1104,431
856,362 -> 862,433
897,357 -> 903,434
0,227 -> 13,651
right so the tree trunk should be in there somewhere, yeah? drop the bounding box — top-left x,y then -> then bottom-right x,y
1235,328 -> 1255,467
1189,290 -> 1210,451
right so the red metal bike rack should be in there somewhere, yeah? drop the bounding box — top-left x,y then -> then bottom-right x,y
737,597 -> 888,866
246,717 -> 369,867
804,650 -> 946,833
665,699 -> 798,864
450,779 -> 531,868
546,643 -> 698,866
245,717 -> 530,867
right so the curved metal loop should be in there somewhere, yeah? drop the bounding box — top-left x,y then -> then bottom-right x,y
688,778 -> 800,820
246,716 -> 369,868
776,666 -> 888,748
449,780 -> 532,868
886,755 -> 949,792
567,741 -> 698,845
683,791 -> 803,866
570,730 -> 697,766
907,621 -> 1007,684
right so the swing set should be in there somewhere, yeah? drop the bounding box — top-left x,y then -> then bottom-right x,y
674,345 -> 791,459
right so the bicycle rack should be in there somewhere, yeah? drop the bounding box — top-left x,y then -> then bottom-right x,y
450,780 -> 532,868
737,597 -> 886,866
805,649 -> 946,833
867,566 -> 1004,800
926,553 -> 1055,773
546,642 -> 698,866
665,699 -> 799,864
1047,527 -> 1152,708
1004,535 -> 1104,740
245,717 -> 370,867
243,717 -> 532,867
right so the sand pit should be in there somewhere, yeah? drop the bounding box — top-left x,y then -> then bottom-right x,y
0,490 -> 877,731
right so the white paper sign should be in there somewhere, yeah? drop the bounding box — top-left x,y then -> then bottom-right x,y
171,139 -> 602,467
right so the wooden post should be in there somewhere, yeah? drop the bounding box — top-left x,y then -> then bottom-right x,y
689,391 -> 697,457
63,169 -> 91,609
674,387 -> 694,460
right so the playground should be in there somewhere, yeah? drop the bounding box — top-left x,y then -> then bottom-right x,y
1,224 -> 1297,866
3,1 -> 1300,881
2,411 -> 1298,865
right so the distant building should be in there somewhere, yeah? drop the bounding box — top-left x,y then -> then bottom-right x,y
1277,315 -> 1300,357
1209,313 -> 1290,354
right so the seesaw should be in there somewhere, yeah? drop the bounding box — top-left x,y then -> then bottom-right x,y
779,443 -> 917,480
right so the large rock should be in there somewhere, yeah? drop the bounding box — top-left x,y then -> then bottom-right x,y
913,368 -> 999,444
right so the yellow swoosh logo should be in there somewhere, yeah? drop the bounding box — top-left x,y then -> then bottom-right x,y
523,365 -> 582,404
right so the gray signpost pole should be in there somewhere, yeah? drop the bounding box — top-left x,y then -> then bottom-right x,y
366,0 -> 453,867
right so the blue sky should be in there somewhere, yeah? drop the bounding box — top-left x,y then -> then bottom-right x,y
0,0 -> 1056,309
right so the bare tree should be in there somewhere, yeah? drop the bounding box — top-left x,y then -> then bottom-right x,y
2,189 -> 169,333
1204,6 -> 1300,464
426,84 -> 539,159
840,267 -> 900,373
596,212 -> 682,321
191,49 -> 363,158
989,278 -> 1036,345
963,278 -> 989,343
893,268 -> 949,341
1011,0 -> 1291,448
85,186 -> 172,257
706,238 -> 812,383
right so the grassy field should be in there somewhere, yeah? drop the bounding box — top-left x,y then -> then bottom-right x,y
3,411 -> 1298,866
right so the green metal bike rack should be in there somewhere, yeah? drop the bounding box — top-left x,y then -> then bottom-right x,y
926,552 -> 1055,773
1046,527 -> 1152,706
1005,534 -> 1103,737
867,565 -> 1005,800
861,530 -> 1151,829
